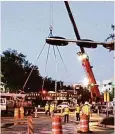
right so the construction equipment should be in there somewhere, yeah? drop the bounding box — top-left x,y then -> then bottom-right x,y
46,1 -> 101,100
64,1 -> 100,99
46,37 -> 115,50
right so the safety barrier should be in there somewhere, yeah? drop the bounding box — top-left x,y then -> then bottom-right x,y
52,115 -> 63,134
79,114 -> 89,133
28,116 -> 34,134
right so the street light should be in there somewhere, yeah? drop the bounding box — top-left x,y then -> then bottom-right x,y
42,90 -> 47,95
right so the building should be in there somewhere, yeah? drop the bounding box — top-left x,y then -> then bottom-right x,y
25,90 -> 78,101
97,77 -> 115,92
0,82 -> 5,93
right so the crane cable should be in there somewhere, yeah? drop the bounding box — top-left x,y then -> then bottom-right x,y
53,46 -> 62,90
22,43 -> 46,90
41,44 -> 51,90
49,1 -> 53,33
56,46 -> 73,84
52,46 -> 58,93
41,1 -> 54,91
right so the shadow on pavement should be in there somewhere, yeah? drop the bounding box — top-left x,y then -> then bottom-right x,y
1,123 -> 14,128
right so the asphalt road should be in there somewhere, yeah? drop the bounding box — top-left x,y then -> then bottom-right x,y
1,113 -> 114,134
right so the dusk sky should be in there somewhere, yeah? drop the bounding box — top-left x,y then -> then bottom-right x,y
1,1 -> 114,85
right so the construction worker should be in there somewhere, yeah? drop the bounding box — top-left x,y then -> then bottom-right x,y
50,103 -> 55,118
82,101 -> 90,120
63,105 -> 69,123
75,104 -> 80,121
45,103 -> 49,115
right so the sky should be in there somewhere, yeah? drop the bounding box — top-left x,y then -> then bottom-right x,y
1,1 -> 114,85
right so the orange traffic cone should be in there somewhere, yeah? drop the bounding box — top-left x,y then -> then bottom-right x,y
80,114 -> 89,132
14,108 -> 19,125
20,107 -> 24,119
77,114 -> 93,133
52,115 -> 63,134
28,116 -> 34,134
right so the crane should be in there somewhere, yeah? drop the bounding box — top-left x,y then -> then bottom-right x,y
46,1 -> 101,100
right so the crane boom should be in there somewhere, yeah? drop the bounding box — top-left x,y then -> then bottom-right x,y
64,1 -> 100,99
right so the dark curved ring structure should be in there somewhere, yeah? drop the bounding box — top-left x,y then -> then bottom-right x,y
46,36 -> 68,46
78,39 -> 97,48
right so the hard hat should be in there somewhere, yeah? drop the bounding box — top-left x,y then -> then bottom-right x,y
85,101 -> 89,105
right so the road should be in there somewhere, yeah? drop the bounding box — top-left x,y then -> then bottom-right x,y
1,113 -> 114,134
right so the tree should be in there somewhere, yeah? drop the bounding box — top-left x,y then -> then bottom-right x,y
1,49 -> 26,92
76,86 -> 91,103
110,87 -> 114,101
1,49 -> 42,92
105,24 -> 115,42
1,49 -> 64,93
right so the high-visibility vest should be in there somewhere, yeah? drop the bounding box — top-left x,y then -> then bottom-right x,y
50,105 -> 54,112
76,106 -> 80,113
64,107 -> 69,115
45,105 -> 49,111
82,105 -> 90,115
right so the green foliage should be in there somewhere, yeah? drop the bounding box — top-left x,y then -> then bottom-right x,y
110,87 -> 114,101
1,49 -> 64,93
76,86 -> 91,103
1,49 -> 26,91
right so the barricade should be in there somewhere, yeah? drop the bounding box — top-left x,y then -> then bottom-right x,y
28,116 -> 34,134
14,108 -> 20,125
52,115 -> 63,134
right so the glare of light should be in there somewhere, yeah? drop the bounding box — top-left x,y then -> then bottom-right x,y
78,55 -> 83,61
83,78 -> 89,86
77,54 -> 87,61
42,90 -> 46,94
82,54 -> 87,59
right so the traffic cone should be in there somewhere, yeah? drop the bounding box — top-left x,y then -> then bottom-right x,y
20,107 -> 24,119
52,115 -> 63,134
28,116 -> 34,134
19,106 -> 25,124
14,108 -> 19,125
77,114 -> 93,133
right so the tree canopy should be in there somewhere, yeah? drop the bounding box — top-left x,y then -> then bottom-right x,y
1,49 -> 64,93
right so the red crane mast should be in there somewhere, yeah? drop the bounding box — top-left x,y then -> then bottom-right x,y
64,1 -> 100,99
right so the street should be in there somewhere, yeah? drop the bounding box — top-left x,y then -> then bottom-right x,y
1,113 -> 114,134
